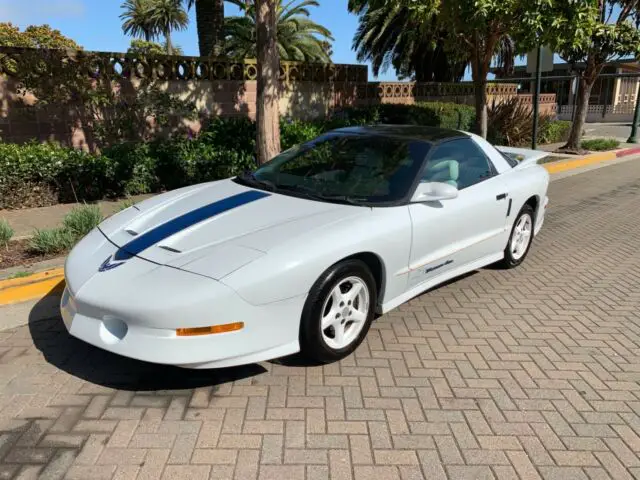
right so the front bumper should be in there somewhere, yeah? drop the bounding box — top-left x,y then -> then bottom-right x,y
60,229 -> 304,369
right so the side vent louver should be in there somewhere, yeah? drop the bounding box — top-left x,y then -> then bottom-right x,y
159,245 -> 182,253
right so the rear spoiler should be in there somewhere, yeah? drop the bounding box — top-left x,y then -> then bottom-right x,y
495,146 -> 549,169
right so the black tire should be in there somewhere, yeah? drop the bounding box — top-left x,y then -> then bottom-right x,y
499,204 -> 535,269
300,259 -> 377,364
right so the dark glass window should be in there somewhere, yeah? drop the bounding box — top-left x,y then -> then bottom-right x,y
239,134 -> 430,205
422,138 -> 495,189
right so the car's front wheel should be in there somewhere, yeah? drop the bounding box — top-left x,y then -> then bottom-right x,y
300,259 -> 376,363
500,204 -> 535,268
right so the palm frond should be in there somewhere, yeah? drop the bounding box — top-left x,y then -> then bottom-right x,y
224,0 -> 332,62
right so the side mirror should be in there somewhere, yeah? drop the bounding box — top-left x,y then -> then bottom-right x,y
411,182 -> 459,203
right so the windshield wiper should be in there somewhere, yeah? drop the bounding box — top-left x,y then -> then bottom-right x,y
276,185 -> 364,206
239,172 -> 276,191
316,194 -> 365,206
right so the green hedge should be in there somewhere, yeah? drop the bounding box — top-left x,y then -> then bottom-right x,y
538,120 -> 572,145
0,103 -> 566,209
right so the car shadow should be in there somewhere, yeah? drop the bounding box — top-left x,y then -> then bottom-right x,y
27,291 -> 267,392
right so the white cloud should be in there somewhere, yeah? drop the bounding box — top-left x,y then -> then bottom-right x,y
0,0 -> 86,24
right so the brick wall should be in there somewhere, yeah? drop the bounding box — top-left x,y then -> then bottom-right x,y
0,47 -> 556,148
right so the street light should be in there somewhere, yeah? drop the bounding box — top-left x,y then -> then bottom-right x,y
531,44 -> 542,150
627,89 -> 640,144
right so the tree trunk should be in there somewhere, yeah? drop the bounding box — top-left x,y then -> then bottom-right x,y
256,0 -> 281,164
470,33 -> 490,139
195,0 -> 225,56
470,56 -> 487,137
165,30 -> 173,55
563,75 -> 594,151
473,77 -> 488,138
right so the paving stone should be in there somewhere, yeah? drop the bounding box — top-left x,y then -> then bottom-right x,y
0,160 -> 640,479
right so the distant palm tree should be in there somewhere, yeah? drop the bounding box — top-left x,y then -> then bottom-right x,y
120,0 -> 158,41
225,0 -> 334,62
185,0 -> 225,56
349,0 -> 517,82
150,0 -> 189,55
348,0 -> 466,82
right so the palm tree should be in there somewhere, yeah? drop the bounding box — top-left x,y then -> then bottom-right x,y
120,0 -> 158,41
348,0 -> 515,82
185,0 -> 225,56
150,0 -> 189,55
225,0 -> 334,62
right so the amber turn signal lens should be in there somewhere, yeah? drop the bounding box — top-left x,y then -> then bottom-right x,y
176,322 -> 244,337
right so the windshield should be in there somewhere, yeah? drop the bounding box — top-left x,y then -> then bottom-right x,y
236,133 -> 430,205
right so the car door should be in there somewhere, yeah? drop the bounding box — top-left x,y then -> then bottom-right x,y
406,138 -> 509,289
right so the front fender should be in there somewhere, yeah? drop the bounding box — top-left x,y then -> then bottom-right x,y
221,207 -> 412,305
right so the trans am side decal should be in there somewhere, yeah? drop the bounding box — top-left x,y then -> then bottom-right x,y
423,259 -> 453,275
408,258 -> 454,287
113,190 -> 270,261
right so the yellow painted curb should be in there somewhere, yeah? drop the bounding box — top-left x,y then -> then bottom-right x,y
0,268 -> 65,306
544,151 -> 617,174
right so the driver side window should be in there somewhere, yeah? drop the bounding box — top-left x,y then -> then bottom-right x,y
422,138 -> 495,190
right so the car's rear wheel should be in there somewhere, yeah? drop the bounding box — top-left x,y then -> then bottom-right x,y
500,204 -> 535,268
300,259 -> 376,363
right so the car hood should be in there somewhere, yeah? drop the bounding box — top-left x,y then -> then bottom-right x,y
98,179 -> 361,279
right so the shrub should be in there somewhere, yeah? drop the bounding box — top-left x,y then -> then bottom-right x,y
103,142 -> 157,195
28,228 -> 76,255
329,103 -> 475,131
0,219 -> 13,248
280,119 -> 324,150
0,141 -> 117,208
539,120 -> 571,145
487,97 -> 555,147
62,205 -> 103,239
200,117 -> 256,155
581,138 -> 620,151
0,102 -> 513,210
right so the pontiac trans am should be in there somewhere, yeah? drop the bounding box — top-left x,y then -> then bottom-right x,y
61,126 -> 549,368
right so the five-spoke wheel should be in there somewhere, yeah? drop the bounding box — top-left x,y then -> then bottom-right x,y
500,204 -> 535,268
300,259 -> 376,363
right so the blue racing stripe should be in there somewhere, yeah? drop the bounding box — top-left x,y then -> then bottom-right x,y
114,190 -> 270,261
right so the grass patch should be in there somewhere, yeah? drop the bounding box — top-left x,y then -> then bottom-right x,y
580,138 -> 620,151
28,228 -> 76,255
62,205 -> 103,238
27,204 -> 103,256
0,219 -> 13,248
117,199 -> 137,212
8,271 -> 32,279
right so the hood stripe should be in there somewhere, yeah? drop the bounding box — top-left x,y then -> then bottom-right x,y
114,190 -> 270,261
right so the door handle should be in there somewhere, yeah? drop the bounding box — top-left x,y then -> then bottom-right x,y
496,193 -> 507,200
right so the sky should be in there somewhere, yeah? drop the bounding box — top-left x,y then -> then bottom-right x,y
0,0 -> 400,81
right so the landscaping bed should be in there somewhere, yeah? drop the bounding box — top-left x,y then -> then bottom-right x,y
0,240 -> 62,270
0,205 -> 104,270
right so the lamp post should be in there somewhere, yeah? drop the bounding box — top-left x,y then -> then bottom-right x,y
531,44 -> 542,150
627,88 -> 640,144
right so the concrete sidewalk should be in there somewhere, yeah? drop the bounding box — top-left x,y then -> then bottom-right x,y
0,194 -> 153,239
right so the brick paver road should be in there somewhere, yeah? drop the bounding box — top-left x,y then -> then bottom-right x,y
2,160 -> 640,480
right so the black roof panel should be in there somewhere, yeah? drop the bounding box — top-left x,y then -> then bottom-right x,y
330,125 -> 470,142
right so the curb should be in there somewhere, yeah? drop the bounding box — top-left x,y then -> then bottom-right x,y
0,267 -> 65,306
543,146 -> 640,174
1,147 -> 639,310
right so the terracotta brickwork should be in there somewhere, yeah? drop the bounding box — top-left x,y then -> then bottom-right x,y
0,47 -> 556,148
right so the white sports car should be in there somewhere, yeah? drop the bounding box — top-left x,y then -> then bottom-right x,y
61,126 -> 549,369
